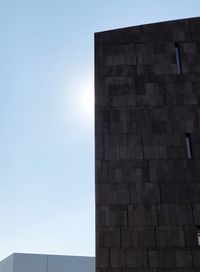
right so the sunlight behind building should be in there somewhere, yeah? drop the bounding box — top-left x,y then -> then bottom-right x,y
78,80 -> 94,121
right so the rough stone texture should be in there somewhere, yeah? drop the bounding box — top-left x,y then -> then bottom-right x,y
95,17 -> 200,272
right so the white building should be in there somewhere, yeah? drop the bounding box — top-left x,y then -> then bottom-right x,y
0,253 -> 95,272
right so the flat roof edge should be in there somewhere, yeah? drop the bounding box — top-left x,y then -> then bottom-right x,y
94,16 -> 200,35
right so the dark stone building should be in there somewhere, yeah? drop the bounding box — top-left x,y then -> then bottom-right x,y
95,17 -> 200,271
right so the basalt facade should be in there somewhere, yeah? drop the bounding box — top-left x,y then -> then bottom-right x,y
95,18 -> 200,271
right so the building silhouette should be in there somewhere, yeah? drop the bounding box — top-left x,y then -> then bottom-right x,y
95,17 -> 200,271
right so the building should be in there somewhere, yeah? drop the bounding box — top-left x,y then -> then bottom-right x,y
0,253 -> 95,272
95,17 -> 200,271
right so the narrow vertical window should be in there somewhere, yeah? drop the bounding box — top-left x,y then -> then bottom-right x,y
197,226 -> 200,246
175,43 -> 182,74
185,133 -> 192,159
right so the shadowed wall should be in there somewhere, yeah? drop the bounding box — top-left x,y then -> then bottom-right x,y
95,17 -> 200,272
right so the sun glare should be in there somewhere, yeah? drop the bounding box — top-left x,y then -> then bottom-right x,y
77,81 -> 94,120
64,77 -> 94,127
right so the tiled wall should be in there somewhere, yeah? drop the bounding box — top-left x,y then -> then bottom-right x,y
95,17 -> 200,271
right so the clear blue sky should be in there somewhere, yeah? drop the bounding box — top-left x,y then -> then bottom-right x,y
0,0 -> 199,260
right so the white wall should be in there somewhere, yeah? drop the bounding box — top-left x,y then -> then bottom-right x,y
0,253 -> 95,272
0,254 -> 14,272
13,254 -> 47,272
48,255 -> 94,272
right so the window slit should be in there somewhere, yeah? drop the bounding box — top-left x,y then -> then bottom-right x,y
197,226 -> 200,246
175,43 -> 182,74
185,133 -> 192,159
